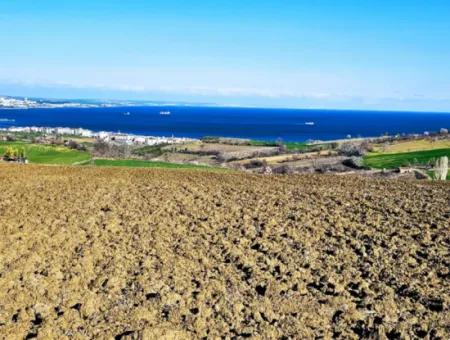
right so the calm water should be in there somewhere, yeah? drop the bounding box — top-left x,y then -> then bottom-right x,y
0,106 -> 449,142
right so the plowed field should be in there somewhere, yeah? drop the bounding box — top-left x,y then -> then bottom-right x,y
0,165 -> 448,339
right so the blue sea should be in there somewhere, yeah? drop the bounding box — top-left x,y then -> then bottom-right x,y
0,106 -> 449,142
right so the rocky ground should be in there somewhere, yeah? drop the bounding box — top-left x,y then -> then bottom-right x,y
0,164 -> 448,339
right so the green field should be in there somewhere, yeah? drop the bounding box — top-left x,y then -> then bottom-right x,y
364,148 -> 450,169
249,140 -> 311,151
284,142 -> 310,151
92,158 -> 225,170
249,140 -> 279,147
0,141 -> 91,165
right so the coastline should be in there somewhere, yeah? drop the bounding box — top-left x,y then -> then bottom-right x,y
0,104 -> 449,143
0,124 -> 447,147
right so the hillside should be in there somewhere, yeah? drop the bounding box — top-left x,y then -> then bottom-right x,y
0,165 -> 448,339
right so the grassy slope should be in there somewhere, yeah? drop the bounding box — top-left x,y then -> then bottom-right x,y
93,158 -> 226,171
249,140 -> 278,147
0,141 -> 91,165
284,142 -> 309,151
364,148 -> 450,169
374,139 -> 450,153
250,140 -> 310,151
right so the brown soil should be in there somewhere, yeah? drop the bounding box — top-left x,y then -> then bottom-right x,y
0,164 -> 448,339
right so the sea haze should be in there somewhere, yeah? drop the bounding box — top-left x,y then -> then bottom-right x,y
0,106 -> 449,142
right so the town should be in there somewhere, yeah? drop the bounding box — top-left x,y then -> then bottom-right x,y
1,125 -> 197,146
0,96 -> 116,109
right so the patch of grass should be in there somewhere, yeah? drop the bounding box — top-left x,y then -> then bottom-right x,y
249,140 -> 311,151
131,144 -> 168,157
249,140 -> 279,147
93,158 -> 226,171
284,142 -> 309,151
364,148 -> 450,169
374,139 -> 450,153
0,141 -> 91,165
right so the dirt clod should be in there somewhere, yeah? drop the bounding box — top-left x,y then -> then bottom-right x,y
0,164 -> 448,338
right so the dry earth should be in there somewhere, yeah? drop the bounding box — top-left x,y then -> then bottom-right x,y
0,164 -> 449,339
171,143 -> 279,161
374,139 -> 450,153
233,151 -> 337,166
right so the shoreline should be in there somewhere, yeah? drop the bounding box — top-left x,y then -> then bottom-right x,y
0,124 -> 447,146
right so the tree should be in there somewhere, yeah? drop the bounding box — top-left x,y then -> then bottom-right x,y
3,146 -> 26,162
337,142 -> 368,157
4,146 -> 18,160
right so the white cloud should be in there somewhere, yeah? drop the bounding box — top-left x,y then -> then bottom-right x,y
1,78 -> 450,112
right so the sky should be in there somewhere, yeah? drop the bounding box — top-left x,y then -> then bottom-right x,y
1,0 -> 450,111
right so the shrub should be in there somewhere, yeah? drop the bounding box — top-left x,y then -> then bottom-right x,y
3,146 -> 25,161
244,159 -> 267,169
342,157 -> 365,169
132,144 -> 168,158
4,146 -> 18,160
93,140 -> 130,158
272,164 -> 294,174
93,140 -> 109,155
66,140 -> 87,151
337,142 -> 369,156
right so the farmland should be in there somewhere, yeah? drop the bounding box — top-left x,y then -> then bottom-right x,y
0,141 -> 90,165
0,164 -> 448,338
364,148 -> 450,169
92,158 -> 224,170
1,133 -> 449,180
373,138 -> 450,153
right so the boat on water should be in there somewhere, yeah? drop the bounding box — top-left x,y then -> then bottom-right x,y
123,112 -> 131,116
305,121 -> 315,126
160,111 -> 171,116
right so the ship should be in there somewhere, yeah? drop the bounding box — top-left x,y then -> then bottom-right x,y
305,121 -> 315,126
160,111 -> 171,116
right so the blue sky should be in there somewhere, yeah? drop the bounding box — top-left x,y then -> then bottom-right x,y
1,0 -> 450,111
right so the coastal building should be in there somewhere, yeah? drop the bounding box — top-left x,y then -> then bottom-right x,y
1,125 -> 198,146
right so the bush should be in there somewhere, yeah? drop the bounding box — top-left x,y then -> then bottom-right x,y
50,138 -> 64,146
3,146 -> 26,161
244,159 -> 267,169
272,164 -> 294,174
132,144 -> 168,158
342,157 -> 365,169
66,140 -> 87,151
93,141 -> 131,158
337,142 -> 370,156
4,146 -> 18,160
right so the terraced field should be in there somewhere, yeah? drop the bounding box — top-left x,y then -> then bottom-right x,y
0,165 -> 448,339
92,159 -> 223,170
374,139 -> 450,153
364,148 -> 450,169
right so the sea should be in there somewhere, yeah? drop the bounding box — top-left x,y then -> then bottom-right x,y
0,106 -> 449,142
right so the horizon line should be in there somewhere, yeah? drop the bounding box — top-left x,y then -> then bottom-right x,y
2,93 -> 450,115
